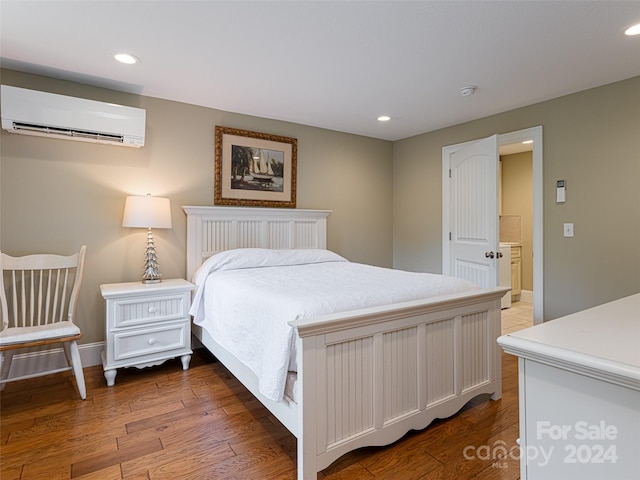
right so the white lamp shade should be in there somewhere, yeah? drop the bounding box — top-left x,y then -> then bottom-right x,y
122,195 -> 172,229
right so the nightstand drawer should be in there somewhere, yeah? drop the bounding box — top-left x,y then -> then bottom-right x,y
113,293 -> 189,328
113,322 -> 188,361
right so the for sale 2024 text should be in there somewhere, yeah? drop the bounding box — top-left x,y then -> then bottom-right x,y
535,420 -> 618,466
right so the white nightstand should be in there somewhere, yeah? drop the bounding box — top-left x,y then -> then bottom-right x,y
100,278 -> 195,387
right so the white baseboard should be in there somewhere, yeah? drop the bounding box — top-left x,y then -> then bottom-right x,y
520,289 -> 534,303
4,342 -> 104,380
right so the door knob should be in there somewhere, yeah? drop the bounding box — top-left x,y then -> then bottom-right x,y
485,251 -> 495,259
497,251 -> 504,258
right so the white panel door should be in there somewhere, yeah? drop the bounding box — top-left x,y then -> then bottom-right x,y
447,135 -> 499,288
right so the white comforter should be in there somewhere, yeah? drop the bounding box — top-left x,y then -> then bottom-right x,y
190,248 -> 479,403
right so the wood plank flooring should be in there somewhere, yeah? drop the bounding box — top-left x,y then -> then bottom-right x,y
1,348 -> 521,479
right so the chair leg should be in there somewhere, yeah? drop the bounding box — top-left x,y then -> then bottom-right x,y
66,341 -> 86,400
0,351 -> 14,391
63,341 -> 73,366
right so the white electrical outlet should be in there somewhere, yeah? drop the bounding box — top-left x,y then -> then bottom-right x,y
564,223 -> 574,237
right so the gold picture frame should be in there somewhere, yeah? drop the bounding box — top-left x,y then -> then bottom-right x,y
214,126 -> 297,208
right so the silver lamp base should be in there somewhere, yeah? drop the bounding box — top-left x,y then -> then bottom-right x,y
141,227 -> 163,284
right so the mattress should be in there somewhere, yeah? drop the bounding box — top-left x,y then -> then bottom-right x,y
190,248 -> 479,403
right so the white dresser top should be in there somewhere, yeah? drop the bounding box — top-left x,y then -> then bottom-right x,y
498,293 -> 640,389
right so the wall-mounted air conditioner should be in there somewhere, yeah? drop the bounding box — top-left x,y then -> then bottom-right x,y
1,85 -> 146,147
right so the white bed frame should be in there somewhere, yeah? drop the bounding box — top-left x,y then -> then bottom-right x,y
184,205 -> 508,479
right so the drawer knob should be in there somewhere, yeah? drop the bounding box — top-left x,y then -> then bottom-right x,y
148,338 -> 156,345
148,306 -> 157,314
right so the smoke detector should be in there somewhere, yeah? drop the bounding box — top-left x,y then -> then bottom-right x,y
460,85 -> 478,96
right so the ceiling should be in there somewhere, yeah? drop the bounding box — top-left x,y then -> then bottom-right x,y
1,1 -> 639,141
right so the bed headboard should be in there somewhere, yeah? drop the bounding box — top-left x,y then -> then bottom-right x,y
182,206 -> 332,280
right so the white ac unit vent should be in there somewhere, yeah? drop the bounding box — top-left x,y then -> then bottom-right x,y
1,85 -> 146,147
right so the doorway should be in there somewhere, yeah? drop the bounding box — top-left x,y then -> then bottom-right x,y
442,126 -> 543,324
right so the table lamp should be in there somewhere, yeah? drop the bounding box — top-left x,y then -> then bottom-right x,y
122,194 -> 172,283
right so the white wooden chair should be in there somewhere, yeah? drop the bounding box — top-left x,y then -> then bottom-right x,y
0,246 -> 87,399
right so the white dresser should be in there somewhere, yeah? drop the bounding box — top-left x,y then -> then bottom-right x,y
100,279 -> 194,386
498,293 -> 640,479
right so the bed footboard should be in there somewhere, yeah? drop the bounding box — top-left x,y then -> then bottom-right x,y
292,287 -> 506,479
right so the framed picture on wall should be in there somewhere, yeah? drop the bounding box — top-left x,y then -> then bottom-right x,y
214,126 -> 297,208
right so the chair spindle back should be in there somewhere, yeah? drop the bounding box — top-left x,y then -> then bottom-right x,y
1,247 -> 86,331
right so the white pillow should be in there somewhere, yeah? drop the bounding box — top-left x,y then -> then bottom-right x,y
192,248 -> 346,286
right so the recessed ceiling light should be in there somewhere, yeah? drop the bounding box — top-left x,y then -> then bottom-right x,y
377,115 -> 391,122
522,140 -> 533,144
114,53 -> 139,64
625,23 -> 640,36
460,85 -> 478,96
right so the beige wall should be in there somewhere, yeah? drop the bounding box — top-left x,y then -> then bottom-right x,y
0,69 -> 393,345
501,151 -> 533,291
2,68 -> 639,343
393,76 -> 640,320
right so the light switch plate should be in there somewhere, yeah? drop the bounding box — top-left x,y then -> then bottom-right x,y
564,223 -> 574,237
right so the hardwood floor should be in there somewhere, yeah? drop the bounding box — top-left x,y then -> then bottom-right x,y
1,349 -> 521,479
